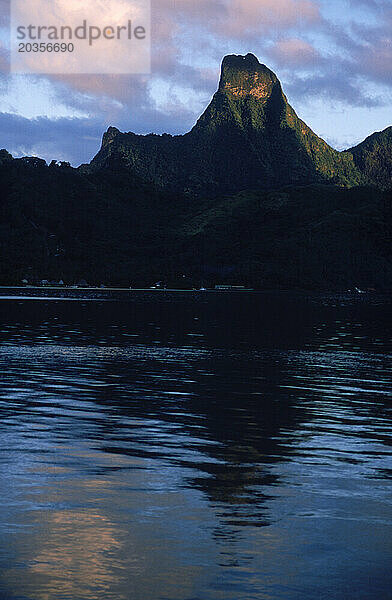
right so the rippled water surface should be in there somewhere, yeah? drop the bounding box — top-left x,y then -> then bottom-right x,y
0,292 -> 391,600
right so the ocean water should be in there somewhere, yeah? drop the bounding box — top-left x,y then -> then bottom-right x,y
0,292 -> 391,600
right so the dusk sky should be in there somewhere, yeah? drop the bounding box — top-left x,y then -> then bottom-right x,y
0,0 -> 391,165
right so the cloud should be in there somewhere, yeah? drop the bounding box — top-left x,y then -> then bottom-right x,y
347,0 -> 389,9
267,38 -> 320,66
348,13 -> 392,87
42,0 -> 391,116
157,0 -> 320,34
25,0 -> 322,113
10,0 -> 150,75
263,1 -> 392,108
220,0 -> 320,36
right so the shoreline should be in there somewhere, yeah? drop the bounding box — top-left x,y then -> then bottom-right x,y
0,285 -> 387,302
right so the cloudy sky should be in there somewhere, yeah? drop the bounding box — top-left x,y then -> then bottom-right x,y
0,0 -> 391,165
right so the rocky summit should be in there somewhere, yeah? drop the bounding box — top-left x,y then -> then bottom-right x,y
87,53 -> 390,195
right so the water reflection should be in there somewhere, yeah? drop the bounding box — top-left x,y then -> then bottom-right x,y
0,293 -> 391,600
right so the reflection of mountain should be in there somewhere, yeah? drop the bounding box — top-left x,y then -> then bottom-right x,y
181,358 -> 303,528
89,354 -> 305,530
1,295 -> 391,593
0,295 -> 313,529
9,296 -> 316,529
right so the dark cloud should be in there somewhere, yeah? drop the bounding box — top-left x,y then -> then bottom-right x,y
0,112 -> 102,164
0,99 -> 199,166
285,72 -> 383,108
347,0 -> 388,9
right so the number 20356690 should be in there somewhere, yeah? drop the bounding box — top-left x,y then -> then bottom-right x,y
18,42 -> 74,52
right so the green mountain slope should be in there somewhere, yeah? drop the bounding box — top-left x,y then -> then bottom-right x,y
1,153 -> 391,289
88,53 -> 367,195
179,184 -> 392,289
346,127 -> 392,190
0,154 -> 188,285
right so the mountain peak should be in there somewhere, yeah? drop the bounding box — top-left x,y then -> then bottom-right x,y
219,53 -> 279,101
102,126 -> 121,147
89,52 -> 372,193
222,53 -> 261,68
